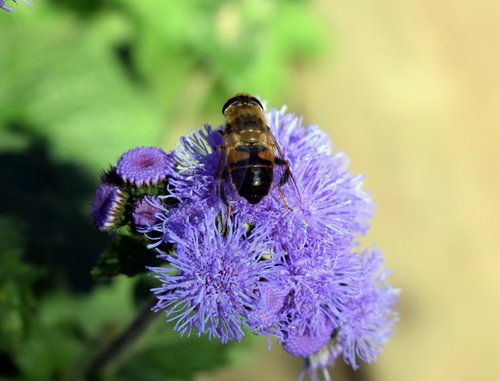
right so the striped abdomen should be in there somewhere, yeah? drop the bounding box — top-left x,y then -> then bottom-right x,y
228,144 -> 274,204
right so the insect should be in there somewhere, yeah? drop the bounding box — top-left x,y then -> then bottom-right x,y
216,93 -> 298,210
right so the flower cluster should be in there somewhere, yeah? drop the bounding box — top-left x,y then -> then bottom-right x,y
91,147 -> 173,232
92,106 -> 398,379
0,0 -> 31,12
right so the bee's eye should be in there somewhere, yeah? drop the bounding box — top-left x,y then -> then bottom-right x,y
222,96 -> 239,115
222,94 -> 263,114
250,97 -> 263,110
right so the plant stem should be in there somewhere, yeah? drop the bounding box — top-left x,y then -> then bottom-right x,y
84,297 -> 159,381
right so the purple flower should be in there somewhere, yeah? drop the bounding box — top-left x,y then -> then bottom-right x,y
0,0 -> 30,12
168,125 -> 222,203
116,147 -> 172,187
91,184 -> 126,231
168,109 -> 373,251
267,107 -> 332,161
247,282 -> 290,338
282,312 -> 334,358
295,250 -> 398,379
149,212 -> 283,343
145,106 -> 397,372
279,246 -> 364,340
337,250 -> 399,369
132,196 -> 164,232
96,103 -> 398,376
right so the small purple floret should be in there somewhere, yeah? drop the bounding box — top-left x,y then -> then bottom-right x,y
247,283 -> 290,337
132,196 -> 163,232
91,184 -> 124,231
338,250 -> 399,369
282,313 -> 334,358
117,147 -> 171,186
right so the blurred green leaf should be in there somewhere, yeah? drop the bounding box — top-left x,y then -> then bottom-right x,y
0,5 -> 165,171
13,277 -> 136,381
0,219 -> 38,353
115,0 -> 326,115
114,336 -> 235,381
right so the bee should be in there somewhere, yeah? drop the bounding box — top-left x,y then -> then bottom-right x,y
216,93 -> 298,210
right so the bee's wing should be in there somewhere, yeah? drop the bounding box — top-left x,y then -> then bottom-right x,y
212,131 -> 229,203
268,127 -> 302,205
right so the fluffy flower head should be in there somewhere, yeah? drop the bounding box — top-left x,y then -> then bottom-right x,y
93,100 -> 398,377
337,250 -> 399,368
145,106 -> 398,371
149,212 -> 282,343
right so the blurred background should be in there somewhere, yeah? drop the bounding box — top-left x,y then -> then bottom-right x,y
1,0 -> 499,380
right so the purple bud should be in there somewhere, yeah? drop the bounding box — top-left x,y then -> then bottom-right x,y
117,147 -> 172,187
248,283 -> 290,337
132,196 -> 164,231
282,313 -> 334,358
91,184 -> 125,231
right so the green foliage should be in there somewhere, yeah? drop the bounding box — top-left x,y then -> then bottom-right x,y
0,219 -> 38,353
12,277 -> 136,381
111,0 -> 327,116
114,336 -> 235,381
0,5 -> 164,171
92,233 -> 164,279
0,0 -> 326,379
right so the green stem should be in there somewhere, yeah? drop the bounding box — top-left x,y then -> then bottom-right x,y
84,297 -> 159,381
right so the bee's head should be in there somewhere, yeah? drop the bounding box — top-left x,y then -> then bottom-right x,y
222,93 -> 263,115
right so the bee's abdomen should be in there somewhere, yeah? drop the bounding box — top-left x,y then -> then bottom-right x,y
228,145 -> 274,204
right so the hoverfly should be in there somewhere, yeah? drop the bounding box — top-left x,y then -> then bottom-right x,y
215,93 -> 298,210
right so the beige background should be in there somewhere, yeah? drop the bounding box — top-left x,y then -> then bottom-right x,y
194,0 -> 500,380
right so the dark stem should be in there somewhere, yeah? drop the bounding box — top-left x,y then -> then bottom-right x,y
84,297 -> 159,381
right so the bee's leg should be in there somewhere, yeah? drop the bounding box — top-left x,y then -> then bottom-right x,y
223,203 -> 231,235
275,158 -> 293,211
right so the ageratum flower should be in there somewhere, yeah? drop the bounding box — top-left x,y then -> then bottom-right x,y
149,211 -> 283,343
132,196 -> 164,233
282,312 -> 334,359
278,246 -> 364,339
91,184 -> 126,231
294,250 -> 398,380
168,108 -> 373,253
0,0 -> 30,12
107,105 -> 398,377
337,250 -> 399,369
116,147 -> 172,187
